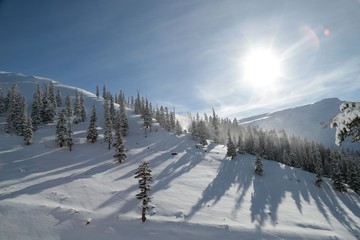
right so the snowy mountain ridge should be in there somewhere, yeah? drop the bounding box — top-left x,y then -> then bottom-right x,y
240,98 -> 360,149
0,72 -> 359,239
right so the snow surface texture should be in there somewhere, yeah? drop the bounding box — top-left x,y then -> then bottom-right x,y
240,98 -> 360,150
0,72 -> 359,240
331,102 -> 360,146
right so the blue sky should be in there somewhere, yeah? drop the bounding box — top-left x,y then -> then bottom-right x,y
1,0 -> 360,118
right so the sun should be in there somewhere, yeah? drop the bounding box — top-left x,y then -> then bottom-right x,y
242,48 -> 282,87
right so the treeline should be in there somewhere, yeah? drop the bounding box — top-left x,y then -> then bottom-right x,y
189,109 -> 360,193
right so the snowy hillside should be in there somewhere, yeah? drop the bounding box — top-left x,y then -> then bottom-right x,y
0,72 -> 359,240
240,98 -> 360,149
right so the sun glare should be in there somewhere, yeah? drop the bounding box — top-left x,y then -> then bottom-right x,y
242,48 -> 282,87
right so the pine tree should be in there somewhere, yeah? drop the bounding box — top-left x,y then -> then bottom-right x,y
65,95 -> 72,118
0,88 -> 6,113
330,151 -> 346,192
226,130 -> 237,159
73,90 -> 81,124
237,133 -> 245,154
41,83 -> 56,123
56,89 -> 62,107
347,161 -> 360,192
102,84 -> 107,99
212,108 -> 220,143
255,153 -> 264,176
313,146 -> 323,187
66,120 -> 73,151
114,132 -> 126,163
23,116 -> 33,145
119,100 -> 129,137
135,162 -> 153,222
143,101 -> 152,138
49,81 -> 56,108
56,110 -> 68,147
104,100 -> 113,150
175,119 -> 182,136
96,85 -> 99,98
198,120 -> 208,146
31,91 -> 42,128
87,105 -> 98,143
80,93 -> 87,122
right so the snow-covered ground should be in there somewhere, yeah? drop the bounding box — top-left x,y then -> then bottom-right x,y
0,72 -> 359,239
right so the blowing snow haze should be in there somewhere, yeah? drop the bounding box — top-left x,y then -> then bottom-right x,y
1,0 -> 360,117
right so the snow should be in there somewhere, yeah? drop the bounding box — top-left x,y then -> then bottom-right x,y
0,72 -> 360,240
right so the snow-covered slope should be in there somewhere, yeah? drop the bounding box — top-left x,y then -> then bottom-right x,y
0,72 -> 359,240
240,98 -> 360,149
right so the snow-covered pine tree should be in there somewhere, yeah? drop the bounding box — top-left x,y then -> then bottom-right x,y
347,161 -> 360,192
113,130 -> 126,163
79,93 -> 86,122
143,100 -> 152,138
65,95 -> 72,118
330,151 -> 346,192
102,84 -> 107,99
175,119 -> 182,136
313,146 -> 323,187
31,90 -> 42,128
56,110 -> 68,147
237,134 -> 245,154
198,120 -> 208,146
104,99 -> 113,150
66,119 -> 73,151
0,88 -> 6,113
56,89 -> 62,107
23,116 -> 33,145
109,93 -> 115,124
119,99 -> 129,137
87,105 -> 98,143
73,90 -> 81,124
15,96 -> 27,136
41,82 -> 56,123
135,162 -> 153,222
212,108 -> 220,143
255,153 -> 264,176
331,101 -> 360,145
226,129 -> 237,159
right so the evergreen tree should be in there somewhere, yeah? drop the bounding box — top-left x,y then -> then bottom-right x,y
347,161 -> 360,192
49,81 -> 56,108
56,110 -> 68,147
66,120 -> 73,151
0,88 -> 6,113
31,91 -> 42,128
119,100 -> 129,137
143,101 -> 152,138
41,83 -> 56,123
198,120 -> 208,146
237,134 -> 245,154
212,108 -> 220,143
73,90 -> 81,124
56,89 -> 62,107
102,84 -> 107,99
226,130 -> 237,159
80,93 -> 87,122
114,132 -> 126,163
135,162 -> 153,222
23,116 -> 33,145
87,105 -> 98,143
96,85 -> 99,98
104,100 -> 113,150
313,146 -> 323,187
175,119 -> 182,136
255,153 -> 264,176
330,151 -> 346,192
65,95 -> 72,117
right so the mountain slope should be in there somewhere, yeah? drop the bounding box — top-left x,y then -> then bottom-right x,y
240,98 -> 360,149
0,72 -> 359,240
